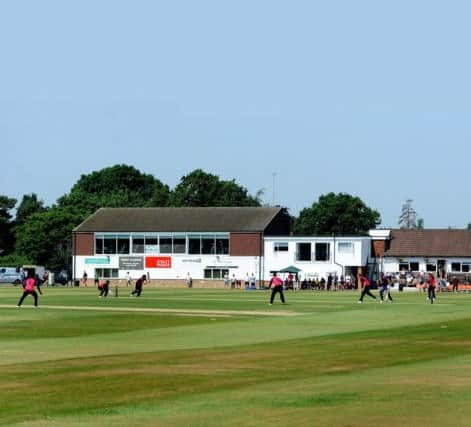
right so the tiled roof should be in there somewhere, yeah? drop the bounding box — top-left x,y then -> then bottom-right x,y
385,229 -> 471,257
74,207 -> 284,233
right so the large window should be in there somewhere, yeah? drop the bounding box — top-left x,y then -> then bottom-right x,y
95,235 -> 104,254
315,243 -> 330,261
132,236 -> 145,254
96,233 -> 228,255
145,236 -> 158,254
117,236 -> 130,254
173,236 -> 186,254
159,236 -> 172,254
296,243 -> 311,261
188,235 -> 201,254
399,263 -> 409,272
215,237 -> 229,254
399,262 -> 419,272
103,235 -> 117,254
202,236 -> 216,254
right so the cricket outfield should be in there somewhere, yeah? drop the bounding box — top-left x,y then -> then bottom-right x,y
1,287 -> 471,426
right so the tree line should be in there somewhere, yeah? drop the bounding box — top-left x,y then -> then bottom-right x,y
0,165 -> 381,271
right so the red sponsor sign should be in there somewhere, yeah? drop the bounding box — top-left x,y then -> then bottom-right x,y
145,256 -> 172,268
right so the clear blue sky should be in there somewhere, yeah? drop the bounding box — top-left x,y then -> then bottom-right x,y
1,1 -> 470,228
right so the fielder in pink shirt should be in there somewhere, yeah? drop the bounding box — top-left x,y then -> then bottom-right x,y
17,274 -> 39,307
268,272 -> 286,305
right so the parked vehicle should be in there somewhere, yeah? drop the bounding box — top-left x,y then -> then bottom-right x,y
53,270 -> 69,286
22,265 -> 45,280
0,267 -> 22,285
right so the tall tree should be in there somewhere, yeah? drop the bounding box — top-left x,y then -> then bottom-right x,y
58,164 -> 170,215
294,192 -> 381,235
15,193 -> 47,227
398,199 -> 418,229
15,207 -> 84,271
0,195 -> 17,255
18,165 -> 170,270
169,169 -> 261,207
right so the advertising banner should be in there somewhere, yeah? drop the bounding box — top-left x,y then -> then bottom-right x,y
145,256 -> 172,268
84,257 -> 110,265
119,256 -> 144,270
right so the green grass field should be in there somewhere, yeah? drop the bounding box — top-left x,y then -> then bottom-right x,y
1,286 -> 471,426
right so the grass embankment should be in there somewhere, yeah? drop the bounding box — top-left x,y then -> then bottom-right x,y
1,287 -> 470,426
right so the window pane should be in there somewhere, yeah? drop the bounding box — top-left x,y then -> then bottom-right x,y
103,237 -> 117,254
216,238 -> 229,254
213,269 -> 221,279
117,237 -> 130,254
204,269 -> 212,279
451,262 -> 461,272
274,242 -> 289,252
133,237 -> 144,254
462,264 -> 470,273
95,237 -> 103,254
173,237 -> 186,254
202,236 -> 215,254
410,262 -> 419,271
145,237 -> 158,254
425,263 -> 436,272
160,237 -> 172,254
399,263 -> 409,272
189,237 -> 201,254
111,269 -> 119,278
315,243 -> 330,261
296,243 -> 311,261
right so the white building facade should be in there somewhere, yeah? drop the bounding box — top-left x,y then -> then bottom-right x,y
263,236 -> 371,280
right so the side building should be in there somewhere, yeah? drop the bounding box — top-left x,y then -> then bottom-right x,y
72,207 -> 292,285
371,229 -> 471,281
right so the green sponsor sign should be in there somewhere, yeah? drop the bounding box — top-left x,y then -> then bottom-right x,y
85,257 -> 110,265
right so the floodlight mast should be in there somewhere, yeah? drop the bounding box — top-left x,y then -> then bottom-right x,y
272,172 -> 276,206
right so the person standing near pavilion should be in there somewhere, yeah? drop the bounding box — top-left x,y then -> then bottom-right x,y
451,276 -> 459,293
427,273 -> 437,304
82,271 -> 88,287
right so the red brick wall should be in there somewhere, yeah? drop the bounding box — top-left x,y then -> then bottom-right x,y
372,240 -> 386,258
74,233 -> 94,256
230,233 -> 262,256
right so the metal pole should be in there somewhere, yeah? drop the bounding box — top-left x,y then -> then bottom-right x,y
272,172 -> 276,206
73,233 -> 76,286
